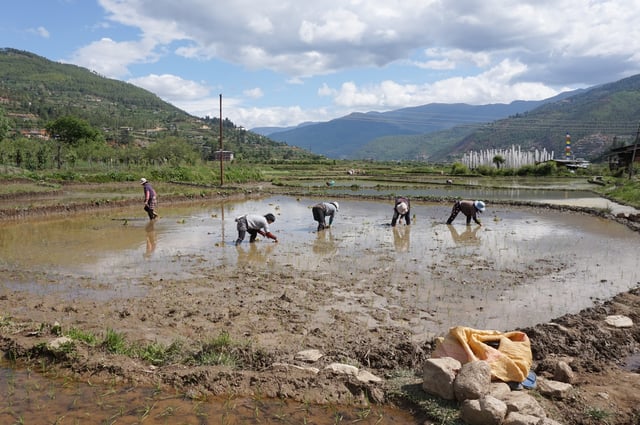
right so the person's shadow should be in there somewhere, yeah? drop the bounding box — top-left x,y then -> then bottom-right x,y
393,225 -> 411,252
312,229 -> 338,256
447,224 -> 481,245
144,221 -> 157,259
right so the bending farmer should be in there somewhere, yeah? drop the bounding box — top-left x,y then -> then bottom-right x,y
446,200 -> 485,225
312,201 -> 339,231
235,213 -> 278,245
391,196 -> 411,226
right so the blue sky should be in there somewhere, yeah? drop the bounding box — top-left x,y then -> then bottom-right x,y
3,0 -> 640,130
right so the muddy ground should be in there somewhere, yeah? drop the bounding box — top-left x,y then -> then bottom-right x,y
0,183 -> 639,424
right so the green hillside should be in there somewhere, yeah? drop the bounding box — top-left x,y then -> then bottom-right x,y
372,75 -> 640,163
0,48 -> 319,163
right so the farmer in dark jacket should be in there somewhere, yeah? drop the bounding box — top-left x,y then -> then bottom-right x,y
446,200 -> 485,225
140,178 -> 158,220
391,196 -> 411,226
312,201 -> 339,231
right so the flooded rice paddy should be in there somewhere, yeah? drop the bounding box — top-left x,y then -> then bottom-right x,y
1,195 -> 638,330
1,190 -> 640,424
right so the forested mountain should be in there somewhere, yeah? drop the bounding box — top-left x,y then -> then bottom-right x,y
261,94 -> 580,159
0,48 -> 319,162
3,48 -> 638,164
430,74 -> 640,162
353,75 -> 640,162
262,74 -> 640,162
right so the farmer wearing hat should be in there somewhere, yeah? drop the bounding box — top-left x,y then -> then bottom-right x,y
446,200 -> 486,225
235,213 -> 278,245
312,201 -> 339,232
391,196 -> 411,226
140,178 -> 158,220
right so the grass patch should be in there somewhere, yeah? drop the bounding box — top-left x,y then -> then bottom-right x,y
385,369 -> 463,425
584,407 -> 612,423
192,331 -> 239,367
102,328 -> 129,355
67,327 -> 98,345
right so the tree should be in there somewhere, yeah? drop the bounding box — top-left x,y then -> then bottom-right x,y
45,116 -> 99,168
493,154 -> 505,169
0,106 -> 10,141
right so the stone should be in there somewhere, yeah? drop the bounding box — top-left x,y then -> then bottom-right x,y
501,392 -> 546,417
460,396 -> 507,425
356,369 -> 382,383
553,360 -> 575,384
503,411 -> 541,425
422,357 -> 461,400
537,377 -> 573,399
294,349 -> 324,362
605,315 -> 633,328
324,362 -> 358,376
454,360 -> 491,401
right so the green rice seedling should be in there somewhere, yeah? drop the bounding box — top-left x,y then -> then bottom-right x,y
139,401 -> 157,421
192,331 -> 238,367
67,327 -> 98,345
585,407 -> 611,423
102,329 -> 128,355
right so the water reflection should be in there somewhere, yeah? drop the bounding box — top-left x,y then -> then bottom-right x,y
392,225 -> 411,252
313,229 -> 338,256
447,224 -> 481,245
144,221 -> 157,259
236,242 -> 275,266
0,362 -> 416,425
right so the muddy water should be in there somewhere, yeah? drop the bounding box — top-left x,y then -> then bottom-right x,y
1,196 -> 638,329
2,194 -> 640,423
0,360 -> 415,425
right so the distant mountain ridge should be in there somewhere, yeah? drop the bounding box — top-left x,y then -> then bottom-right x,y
4,48 -> 639,163
258,93 -> 581,159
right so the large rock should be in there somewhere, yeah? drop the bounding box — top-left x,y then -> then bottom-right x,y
501,391 -> 546,418
454,360 -> 491,401
537,377 -> 573,399
422,357 -> 461,400
503,411 -> 541,425
460,396 -> 507,425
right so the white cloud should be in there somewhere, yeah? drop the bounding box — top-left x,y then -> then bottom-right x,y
67,37 -> 160,78
28,26 -> 50,38
329,59 -> 562,109
228,105 -> 333,129
129,74 -> 211,101
56,0 -> 640,127
243,88 -> 264,99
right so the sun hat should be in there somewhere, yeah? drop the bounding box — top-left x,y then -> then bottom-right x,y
474,200 -> 486,212
396,202 -> 409,215
140,178 -> 147,185
330,201 -> 339,211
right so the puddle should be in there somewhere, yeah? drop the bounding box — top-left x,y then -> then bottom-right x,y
623,352 -> 640,372
0,360 -> 416,425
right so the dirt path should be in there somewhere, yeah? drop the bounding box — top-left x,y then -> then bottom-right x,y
0,184 -> 639,424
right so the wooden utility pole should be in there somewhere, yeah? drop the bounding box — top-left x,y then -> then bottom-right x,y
219,94 -> 224,186
629,122 -> 640,180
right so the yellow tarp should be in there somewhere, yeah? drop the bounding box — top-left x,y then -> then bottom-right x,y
431,326 -> 532,383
